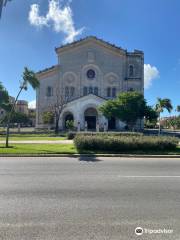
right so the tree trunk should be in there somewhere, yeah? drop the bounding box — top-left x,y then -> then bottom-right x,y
5,122 -> 10,148
55,118 -> 59,134
158,112 -> 161,135
5,87 -> 23,148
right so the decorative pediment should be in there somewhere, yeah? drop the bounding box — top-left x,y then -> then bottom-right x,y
66,94 -> 106,107
55,36 -> 127,56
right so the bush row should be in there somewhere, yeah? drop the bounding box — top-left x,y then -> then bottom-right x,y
67,131 -> 143,140
74,135 -> 179,151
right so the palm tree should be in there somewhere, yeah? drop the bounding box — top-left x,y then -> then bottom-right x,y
155,98 -> 173,135
0,0 -> 12,18
5,67 -> 39,147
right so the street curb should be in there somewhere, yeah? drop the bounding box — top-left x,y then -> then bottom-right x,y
0,154 -> 179,158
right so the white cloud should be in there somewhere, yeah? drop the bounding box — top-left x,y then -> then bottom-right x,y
144,64 -> 159,89
29,0 -> 84,43
28,100 -> 36,109
29,4 -> 48,27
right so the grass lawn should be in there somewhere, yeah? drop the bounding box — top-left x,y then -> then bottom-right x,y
0,133 -> 67,141
0,144 -> 179,155
0,144 -> 77,154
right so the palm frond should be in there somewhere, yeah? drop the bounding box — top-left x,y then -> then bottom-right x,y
23,67 -> 39,90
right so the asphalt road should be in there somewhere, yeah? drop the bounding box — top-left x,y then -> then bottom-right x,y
0,157 -> 180,240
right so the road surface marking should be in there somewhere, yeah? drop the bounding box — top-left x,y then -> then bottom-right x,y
118,175 -> 180,178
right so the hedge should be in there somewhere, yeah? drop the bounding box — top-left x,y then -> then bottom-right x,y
74,135 -> 179,152
67,131 -> 143,140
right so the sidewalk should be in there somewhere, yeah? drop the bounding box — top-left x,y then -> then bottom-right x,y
0,140 -> 73,144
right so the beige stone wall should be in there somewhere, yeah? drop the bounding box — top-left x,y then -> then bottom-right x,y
36,38 -> 144,128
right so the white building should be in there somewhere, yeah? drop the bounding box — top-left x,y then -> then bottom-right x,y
36,36 -> 144,131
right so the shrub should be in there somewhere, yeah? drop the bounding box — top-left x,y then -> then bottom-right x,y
42,111 -> 54,124
76,131 -> 143,137
67,131 -> 143,140
74,135 -> 179,152
67,132 -> 76,140
66,120 -> 74,131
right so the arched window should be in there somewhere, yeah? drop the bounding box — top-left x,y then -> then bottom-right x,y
83,87 -> 88,96
107,87 -> 111,97
89,86 -> 93,94
112,88 -> 116,97
46,86 -> 53,97
129,65 -> 134,77
87,69 -> 96,79
94,87 -> 98,95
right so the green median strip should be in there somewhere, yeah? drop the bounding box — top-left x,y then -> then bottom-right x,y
0,144 -> 179,155
0,144 -> 77,154
0,137 -> 66,141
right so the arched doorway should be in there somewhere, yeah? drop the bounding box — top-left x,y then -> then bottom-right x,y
64,112 -> 74,129
108,117 -> 116,130
84,108 -> 97,130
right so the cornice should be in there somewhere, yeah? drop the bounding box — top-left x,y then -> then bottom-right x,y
36,65 -> 59,79
55,36 -> 128,56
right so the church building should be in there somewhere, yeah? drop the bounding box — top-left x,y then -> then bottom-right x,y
36,36 -> 144,131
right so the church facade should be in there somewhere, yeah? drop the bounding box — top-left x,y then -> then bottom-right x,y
36,36 -> 144,131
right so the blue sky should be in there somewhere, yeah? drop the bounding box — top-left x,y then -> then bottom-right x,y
0,0 -> 179,115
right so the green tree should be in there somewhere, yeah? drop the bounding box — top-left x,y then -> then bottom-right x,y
155,98 -> 173,135
144,105 -> 158,121
168,116 -> 180,130
99,91 -> 146,130
66,120 -> 74,131
0,82 -> 10,111
144,105 -> 158,128
5,67 -> 39,147
3,112 -> 29,124
168,118 -> 177,130
42,111 -> 54,125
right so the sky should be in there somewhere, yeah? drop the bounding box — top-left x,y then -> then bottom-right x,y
0,0 -> 179,116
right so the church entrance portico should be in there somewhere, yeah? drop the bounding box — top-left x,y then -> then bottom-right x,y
62,112 -> 74,129
84,107 -> 98,130
59,94 -> 108,131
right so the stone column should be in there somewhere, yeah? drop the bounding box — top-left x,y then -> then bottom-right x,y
85,121 -> 88,132
18,123 -> 21,133
77,121 -> 81,132
96,121 -> 99,132
104,122 -> 108,132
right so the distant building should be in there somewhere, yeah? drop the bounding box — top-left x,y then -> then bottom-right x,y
16,100 -> 28,115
